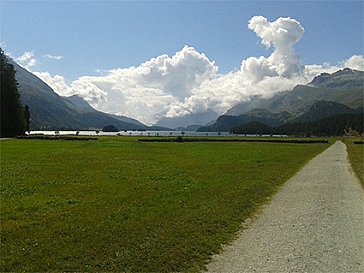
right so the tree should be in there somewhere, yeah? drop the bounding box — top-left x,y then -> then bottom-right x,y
102,125 -> 119,132
230,121 -> 271,135
1,48 -> 26,137
24,105 -> 30,132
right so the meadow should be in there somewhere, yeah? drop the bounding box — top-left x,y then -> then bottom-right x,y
1,137 -> 329,272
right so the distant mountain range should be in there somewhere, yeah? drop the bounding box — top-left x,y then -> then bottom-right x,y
13,61 -> 151,131
308,68 -> 364,89
200,68 -> 363,132
154,109 -> 218,129
12,59 -> 364,133
198,109 -> 291,132
226,69 -> 363,117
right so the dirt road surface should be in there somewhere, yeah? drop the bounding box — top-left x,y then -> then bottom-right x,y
207,141 -> 364,273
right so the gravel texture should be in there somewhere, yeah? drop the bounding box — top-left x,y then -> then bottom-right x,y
207,141 -> 364,273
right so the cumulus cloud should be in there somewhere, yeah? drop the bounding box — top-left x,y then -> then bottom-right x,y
344,55 -> 364,71
164,16 -> 307,118
43,54 -> 63,60
245,16 -> 304,79
302,63 -> 341,80
33,72 -> 69,94
32,16 -> 363,125
36,46 -> 216,124
130,45 -> 217,99
16,51 -> 37,70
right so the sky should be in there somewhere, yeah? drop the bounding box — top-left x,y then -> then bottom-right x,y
1,0 -> 364,124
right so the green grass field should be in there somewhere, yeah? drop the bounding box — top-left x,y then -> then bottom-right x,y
1,137 -> 329,272
345,139 -> 364,185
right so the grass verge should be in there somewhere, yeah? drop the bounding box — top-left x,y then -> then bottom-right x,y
1,137 -> 328,272
344,138 -> 364,185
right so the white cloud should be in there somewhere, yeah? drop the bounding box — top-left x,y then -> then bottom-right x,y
302,63 -> 341,80
245,16 -> 304,79
31,16 -> 363,125
33,72 -> 69,95
43,54 -> 63,60
35,46 -> 215,124
164,16 -> 307,118
344,55 -> 364,71
68,46 -> 217,124
16,51 -> 37,70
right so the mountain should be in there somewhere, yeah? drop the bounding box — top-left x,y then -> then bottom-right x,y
64,95 -> 95,112
230,121 -> 272,135
272,112 -> 363,137
198,109 -> 290,132
308,68 -> 364,89
66,96 -> 147,127
226,85 -> 363,118
107,113 -> 146,127
230,112 -> 363,137
290,101 -> 358,123
229,100 -> 363,136
155,109 -> 218,129
176,125 -> 202,131
226,69 -> 363,117
12,60 -> 147,130
204,68 -> 363,132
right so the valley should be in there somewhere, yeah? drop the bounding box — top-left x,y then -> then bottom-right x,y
1,4 -> 363,272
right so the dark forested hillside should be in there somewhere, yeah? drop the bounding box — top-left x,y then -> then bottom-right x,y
272,113 -> 363,136
231,113 -> 363,137
289,101 -> 359,123
230,121 -> 271,135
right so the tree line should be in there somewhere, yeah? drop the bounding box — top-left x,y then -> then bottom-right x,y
1,48 -> 30,137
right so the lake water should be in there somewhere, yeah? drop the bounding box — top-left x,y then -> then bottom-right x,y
28,130 -> 287,137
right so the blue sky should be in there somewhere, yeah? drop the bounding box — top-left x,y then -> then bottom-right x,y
1,1 -> 363,124
2,1 -> 363,79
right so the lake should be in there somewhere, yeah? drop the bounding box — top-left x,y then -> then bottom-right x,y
28,130 -> 287,137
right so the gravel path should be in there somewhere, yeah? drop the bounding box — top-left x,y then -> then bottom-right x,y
207,141 -> 364,273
